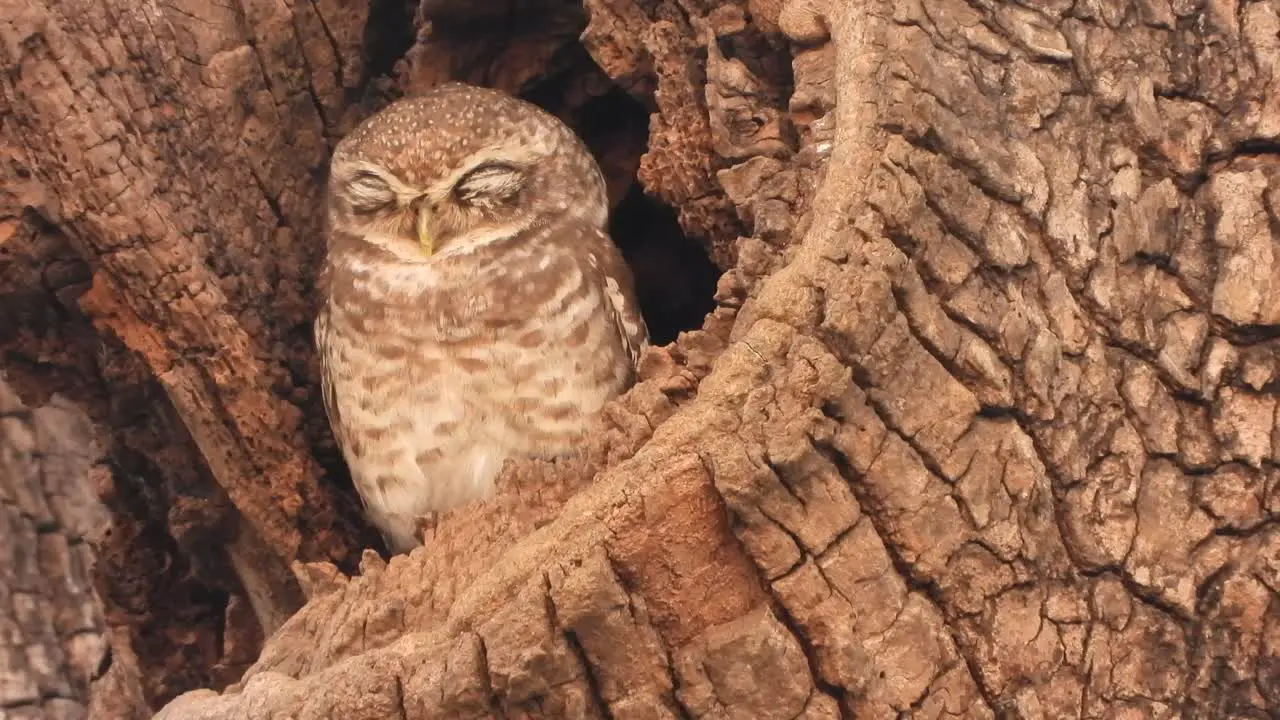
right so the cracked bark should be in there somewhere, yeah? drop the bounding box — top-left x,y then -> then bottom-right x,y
2,0 -> 1279,717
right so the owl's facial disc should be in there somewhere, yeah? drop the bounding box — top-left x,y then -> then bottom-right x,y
329,143 -> 543,261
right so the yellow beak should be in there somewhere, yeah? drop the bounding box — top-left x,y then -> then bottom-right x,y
416,205 -> 434,256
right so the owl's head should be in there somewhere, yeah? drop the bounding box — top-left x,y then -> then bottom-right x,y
326,83 -> 608,262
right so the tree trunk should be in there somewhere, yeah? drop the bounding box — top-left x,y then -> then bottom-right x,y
0,378 -> 150,720
3,0 -> 1279,718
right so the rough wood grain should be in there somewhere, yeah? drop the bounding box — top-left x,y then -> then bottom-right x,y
1,0 -> 377,703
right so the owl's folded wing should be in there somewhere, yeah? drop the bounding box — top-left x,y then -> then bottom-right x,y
592,228 -> 650,372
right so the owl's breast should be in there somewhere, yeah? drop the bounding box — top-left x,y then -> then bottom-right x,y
318,244 -> 633,468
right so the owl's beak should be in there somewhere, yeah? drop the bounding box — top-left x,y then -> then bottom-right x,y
416,205 -> 434,256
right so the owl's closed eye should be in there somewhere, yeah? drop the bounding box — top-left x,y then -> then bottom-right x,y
346,171 -> 398,214
453,161 -> 525,206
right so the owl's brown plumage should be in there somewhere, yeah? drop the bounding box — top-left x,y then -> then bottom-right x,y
316,83 -> 648,553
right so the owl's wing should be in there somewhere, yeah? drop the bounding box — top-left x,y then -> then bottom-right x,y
314,304 -> 346,451
589,226 -> 649,371
608,274 -> 649,372
314,256 -> 356,478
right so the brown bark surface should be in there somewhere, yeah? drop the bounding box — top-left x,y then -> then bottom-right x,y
0,378 -> 149,720
2,0 -> 1279,717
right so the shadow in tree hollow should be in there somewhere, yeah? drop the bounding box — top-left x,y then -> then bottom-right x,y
517,46 -> 723,346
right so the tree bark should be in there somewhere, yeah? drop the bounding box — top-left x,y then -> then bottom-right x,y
3,0 -> 1279,717
0,378 -> 150,720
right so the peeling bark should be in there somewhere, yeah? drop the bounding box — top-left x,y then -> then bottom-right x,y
2,0 -> 1279,717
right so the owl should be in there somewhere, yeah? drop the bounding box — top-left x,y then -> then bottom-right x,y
316,83 -> 649,553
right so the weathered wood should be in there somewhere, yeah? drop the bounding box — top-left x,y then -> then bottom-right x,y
0,378 -> 149,720
1,0 -> 378,705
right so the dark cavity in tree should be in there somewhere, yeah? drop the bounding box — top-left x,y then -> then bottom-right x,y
610,182 -> 722,346
520,49 -> 722,346
359,0 -> 418,97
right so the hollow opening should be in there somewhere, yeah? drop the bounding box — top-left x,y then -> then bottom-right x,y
317,4 -> 729,551
372,1 -> 724,345
360,0 -> 418,93
312,1 -> 729,550
517,54 -> 722,345
515,58 -> 721,347
608,183 -> 722,346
